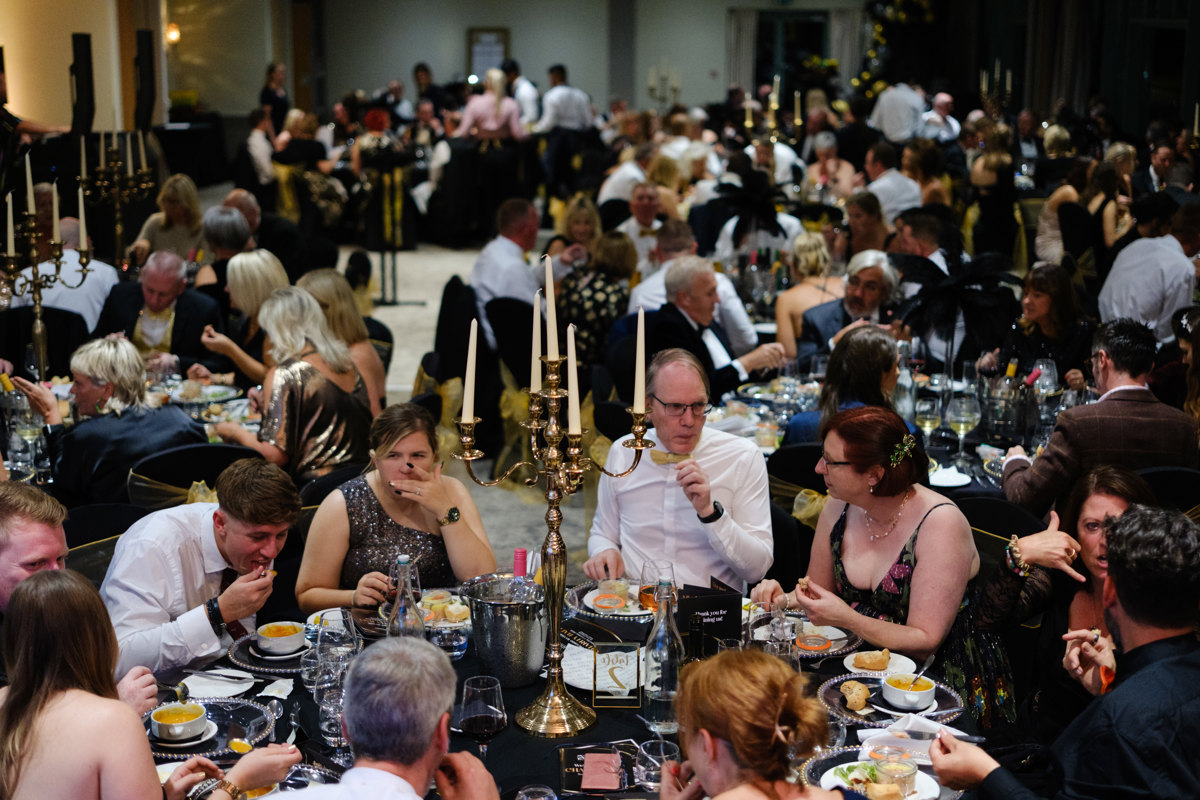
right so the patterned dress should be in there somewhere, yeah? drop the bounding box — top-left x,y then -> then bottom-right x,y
830,503 -> 1016,729
338,475 -> 455,591
558,270 -> 630,370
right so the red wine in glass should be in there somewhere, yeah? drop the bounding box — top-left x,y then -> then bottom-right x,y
460,676 -> 505,760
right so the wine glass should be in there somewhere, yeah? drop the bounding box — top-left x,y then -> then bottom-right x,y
634,739 -> 680,791
460,675 -> 506,762
24,343 -> 40,383
914,398 -> 940,439
945,396 -> 982,466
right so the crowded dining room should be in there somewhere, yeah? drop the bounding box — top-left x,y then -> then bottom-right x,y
2,0 -> 1200,798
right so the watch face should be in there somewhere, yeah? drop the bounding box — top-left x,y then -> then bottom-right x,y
443,507 -> 460,524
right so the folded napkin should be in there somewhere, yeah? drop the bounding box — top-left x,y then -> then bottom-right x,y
855,713 -> 968,765
257,678 -> 294,699
928,465 -> 971,487
181,668 -> 255,697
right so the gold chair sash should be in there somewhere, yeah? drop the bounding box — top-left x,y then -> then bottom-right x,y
791,488 -> 828,530
127,471 -> 218,511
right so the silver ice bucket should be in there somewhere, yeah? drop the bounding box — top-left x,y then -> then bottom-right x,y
459,572 -> 546,687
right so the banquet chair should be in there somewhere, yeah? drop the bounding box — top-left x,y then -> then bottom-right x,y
364,316 -> 395,373
258,505 -> 315,624
757,502 -> 813,590
127,444 -> 264,511
1,306 -> 90,379
1137,466 -> 1200,517
69,535 -> 122,591
765,444 -> 826,508
485,297 -> 537,390
63,503 -> 149,549
299,462 -> 369,507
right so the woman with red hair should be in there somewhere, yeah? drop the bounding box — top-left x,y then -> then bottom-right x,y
754,406 -> 1014,727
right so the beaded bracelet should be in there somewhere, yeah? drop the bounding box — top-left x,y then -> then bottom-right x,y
1006,535 -> 1031,577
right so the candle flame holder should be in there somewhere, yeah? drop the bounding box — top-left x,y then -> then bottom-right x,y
455,354 -> 654,736
1,209 -> 92,378
82,137 -> 155,273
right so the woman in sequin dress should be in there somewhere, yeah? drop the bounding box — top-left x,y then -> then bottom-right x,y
294,403 -> 495,613
753,406 -> 1015,728
214,287 -> 371,484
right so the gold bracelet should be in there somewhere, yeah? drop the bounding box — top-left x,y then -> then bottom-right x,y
211,778 -> 244,800
1008,535 -> 1031,574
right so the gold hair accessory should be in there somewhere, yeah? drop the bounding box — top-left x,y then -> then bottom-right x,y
889,434 -> 916,467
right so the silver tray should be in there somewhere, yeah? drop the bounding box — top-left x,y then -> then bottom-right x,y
818,674 -> 964,728
144,697 -> 273,760
798,745 -> 962,800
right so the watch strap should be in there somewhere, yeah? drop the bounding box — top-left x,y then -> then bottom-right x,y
211,778 -> 244,800
697,501 -> 724,524
438,506 -> 461,526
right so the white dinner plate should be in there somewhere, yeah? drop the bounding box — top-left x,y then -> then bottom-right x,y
582,587 -> 652,618
820,761 -> 940,800
928,467 -> 971,488
843,652 -> 917,675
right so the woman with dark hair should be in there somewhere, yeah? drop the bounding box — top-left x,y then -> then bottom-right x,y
902,137 -> 950,206
1035,156 -> 1092,264
754,406 -> 1015,727
294,403 -> 495,613
977,465 -> 1156,743
558,231 -> 635,370
0,570 -> 298,800
259,62 -> 289,139
662,649 -> 866,800
976,262 -> 1094,390
782,325 -> 909,444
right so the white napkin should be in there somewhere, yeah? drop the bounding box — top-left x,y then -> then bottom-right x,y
855,713 -> 969,765
257,678 -> 294,699
181,668 -> 255,698
929,466 -> 971,487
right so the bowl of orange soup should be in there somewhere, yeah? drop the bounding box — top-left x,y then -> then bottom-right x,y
256,621 -> 306,654
150,702 -> 208,740
881,673 -> 936,711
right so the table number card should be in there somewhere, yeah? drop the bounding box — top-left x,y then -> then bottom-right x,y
592,642 -> 641,708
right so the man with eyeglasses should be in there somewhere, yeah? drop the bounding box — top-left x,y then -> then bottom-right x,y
794,249 -> 901,373
1002,318 -> 1199,516
583,349 -> 773,591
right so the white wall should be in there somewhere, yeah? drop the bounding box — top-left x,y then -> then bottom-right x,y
323,0 -> 610,109
164,0 -> 275,114
0,0 -> 122,127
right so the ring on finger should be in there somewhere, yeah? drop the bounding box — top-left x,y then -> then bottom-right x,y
416,488 -> 422,496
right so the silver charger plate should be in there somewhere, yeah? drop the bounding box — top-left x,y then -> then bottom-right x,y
818,674 -> 964,728
228,635 -> 304,675
798,746 -> 962,800
144,697 -> 273,760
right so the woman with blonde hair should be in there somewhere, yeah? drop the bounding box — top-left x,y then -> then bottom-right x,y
546,195 -> 602,263
647,154 -> 684,220
0,570 -> 299,800
775,232 -> 843,359
454,68 -> 528,236
662,649 -> 865,800
558,231 -> 636,369
298,268 -> 387,414
295,403 -> 495,612
13,338 -> 205,507
127,174 -> 205,266
215,286 -> 371,483
188,249 -> 290,388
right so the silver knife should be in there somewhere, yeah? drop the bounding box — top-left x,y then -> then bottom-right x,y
183,668 -> 253,682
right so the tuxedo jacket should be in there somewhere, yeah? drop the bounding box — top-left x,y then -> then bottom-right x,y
647,303 -> 742,398
1003,387 -> 1199,515
795,298 -> 898,373
95,283 -> 228,373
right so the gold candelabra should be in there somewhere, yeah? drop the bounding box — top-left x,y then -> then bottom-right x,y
1,210 -> 91,378
455,354 -> 654,737
82,138 -> 155,270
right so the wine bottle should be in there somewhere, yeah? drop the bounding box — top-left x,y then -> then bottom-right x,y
684,613 -> 705,665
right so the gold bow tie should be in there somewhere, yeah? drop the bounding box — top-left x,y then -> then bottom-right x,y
639,228 -> 658,237
142,307 -> 173,322
650,450 -> 692,465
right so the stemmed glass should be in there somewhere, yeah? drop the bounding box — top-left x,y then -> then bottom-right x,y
914,398 -> 940,440
945,396 -> 982,466
24,343 -> 40,383
460,675 -> 506,762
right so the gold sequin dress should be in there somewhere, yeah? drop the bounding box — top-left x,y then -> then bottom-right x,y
258,359 -> 372,483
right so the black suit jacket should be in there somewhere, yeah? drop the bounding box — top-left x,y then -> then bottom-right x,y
795,299 -> 853,373
647,303 -> 742,398
1130,167 -> 1158,200
95,283 -> 228,373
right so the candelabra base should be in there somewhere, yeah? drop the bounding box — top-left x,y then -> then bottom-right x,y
514,675 -> 597,737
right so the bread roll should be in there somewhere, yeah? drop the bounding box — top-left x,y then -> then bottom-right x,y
865,784 -> 902,800
853,649 -> 891,671
840,679 -> 870,711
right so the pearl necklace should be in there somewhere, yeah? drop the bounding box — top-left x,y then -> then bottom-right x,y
864,488 -> 914,542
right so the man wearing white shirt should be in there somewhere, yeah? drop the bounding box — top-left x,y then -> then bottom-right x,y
1098,204 -> 1200,346
534,64 -> 593,199
101,459 -> 301,677
469,199 -> 542,350
864,142 -> 923,225
629,220 -> 757,356
615,183 -> 663,277
9,218 -> 117,332
596,142 -> 657,206
921,93 -> 960,143
501,59 -> 539,127
583,349 -> 773,592
245,109 -> 277,188
744,139 -> 805,198
868,81 -> 925,145
283,637 -> 498,800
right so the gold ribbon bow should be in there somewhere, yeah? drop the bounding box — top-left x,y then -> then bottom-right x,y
639,228 -> 658,237
650,450 -> 692,466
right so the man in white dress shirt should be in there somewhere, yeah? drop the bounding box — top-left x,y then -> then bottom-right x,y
921,93 -> 960,143
1098,204 -> 1200,346
534,64 -> 593,199
9,217 -> 118,333
101,458 -> 302,677
868,81 -> 925,145
615,183 -> 663,276
583,349 -> 773,591
596,142 -> 657,207
864,142 -> 923,225
501,59 -> 539,128
284,637 -> 498,800
469,198 -> 543,350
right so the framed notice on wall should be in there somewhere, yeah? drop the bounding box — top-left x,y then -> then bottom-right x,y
467,28 -> 509,77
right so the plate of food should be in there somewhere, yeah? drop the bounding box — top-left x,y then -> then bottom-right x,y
809,752 -> 943,800
844,649 -> 918,675
171,382 -> 242,404
567,580 -> 654,620
227,635 -> 306,675
143,697 -> 273,760
417,589 -> 471,628
818,675 -> 964,728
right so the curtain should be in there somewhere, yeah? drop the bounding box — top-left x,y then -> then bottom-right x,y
726,8 -> 758,93
1027,0 -> 1093,118
828,8 -> 866,97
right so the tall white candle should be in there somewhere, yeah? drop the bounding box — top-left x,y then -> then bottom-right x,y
462,319 -> 478,421
80,136 -> 87,180
6,194 -> 13,256
126,132 -> 133,176
51,181 -> 60,241
542,255 -> 559,360
138,129 -> 147,170
77,187 -> 88,248
530,290 -> 542,392
24,154 -> 34,209
633,307 -> 646,413
566,325 -> 581,435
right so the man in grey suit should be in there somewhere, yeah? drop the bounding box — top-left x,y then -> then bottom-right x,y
794,250 -> 900,372
1003,319 -> 1200,516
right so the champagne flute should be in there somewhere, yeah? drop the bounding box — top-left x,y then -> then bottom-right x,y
945,396 -> 982,466
460,675 -> 506,762
914,398 -> 940,439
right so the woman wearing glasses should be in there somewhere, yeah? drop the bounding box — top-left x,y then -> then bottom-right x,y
753,406 -> 1015,727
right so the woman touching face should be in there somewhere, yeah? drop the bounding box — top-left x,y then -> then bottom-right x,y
374,431 -> 437,499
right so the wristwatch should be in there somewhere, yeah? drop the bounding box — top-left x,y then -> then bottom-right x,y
210,778 -> 244,799
697,501 -> 725,524
438,506 -> 461,526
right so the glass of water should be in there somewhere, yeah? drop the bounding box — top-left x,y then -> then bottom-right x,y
634,739 -> 680,791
